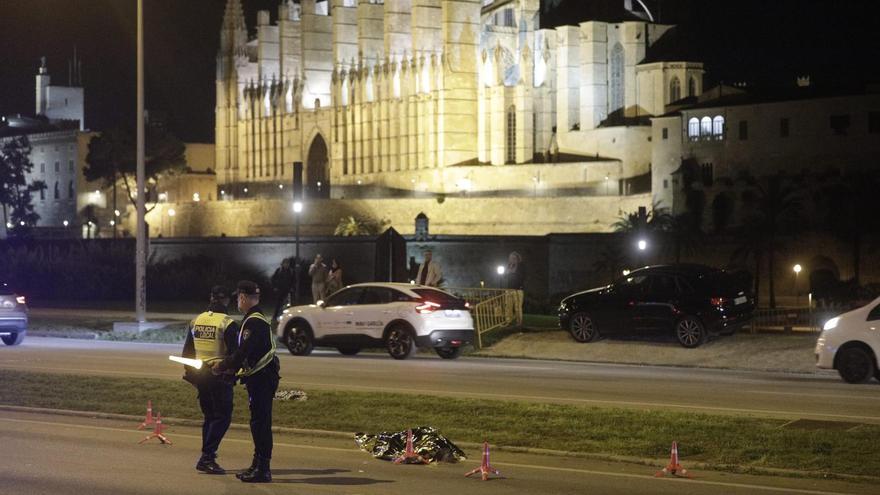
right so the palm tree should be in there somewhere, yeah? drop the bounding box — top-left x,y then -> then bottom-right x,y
663,212 -> 704,264
334,216 -> 380,236
733,172 -> 804,308
815,170 -> 880,287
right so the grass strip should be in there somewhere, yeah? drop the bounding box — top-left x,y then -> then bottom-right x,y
1,369 -> 878,479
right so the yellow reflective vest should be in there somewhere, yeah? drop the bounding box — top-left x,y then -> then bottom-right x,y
191,311 -> 234,366
236,311 -> 276,377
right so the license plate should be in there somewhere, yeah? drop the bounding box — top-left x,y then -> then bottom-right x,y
734,296 -> 747,305
444,310 -> 460,317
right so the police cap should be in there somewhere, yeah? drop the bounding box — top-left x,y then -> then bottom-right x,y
210,285 -> 231,300
234,280 -> 261,297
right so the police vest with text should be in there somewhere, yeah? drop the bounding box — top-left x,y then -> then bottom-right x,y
237,311 -> 276,377
191,311 -> 234,366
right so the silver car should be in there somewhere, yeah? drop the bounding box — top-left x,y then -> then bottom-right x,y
0,283 -> 27,346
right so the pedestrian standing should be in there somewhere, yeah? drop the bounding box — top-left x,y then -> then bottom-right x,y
270,258 -> 293,319
308,254 -> 329,302
325,258 -> 344,296
181,285 -> 239,475
416,249 -> 442,287
213,280 -> 280,483
505,251 -> 526,290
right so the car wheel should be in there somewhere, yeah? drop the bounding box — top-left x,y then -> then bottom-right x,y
386,325 -> 416,360
337,345 -> 361,356
435,347 -> 461,359
285,322 -> 314,356
836,347 -> 875,384
1,333 -> 24,346
568,312 -> 598,343
675,316 -> 706,348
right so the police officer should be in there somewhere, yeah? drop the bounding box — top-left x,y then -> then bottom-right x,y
181,285 -> 239,475
213,280 -> 280,483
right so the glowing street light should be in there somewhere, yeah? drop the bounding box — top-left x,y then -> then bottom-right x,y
292,201 -> 303,213
793,264 -> 803,306
496,265 -> 506,289
168,208 -> 176,217
637,239 -> 647,251
62,220 -> 69,227
793,264 -> 802,274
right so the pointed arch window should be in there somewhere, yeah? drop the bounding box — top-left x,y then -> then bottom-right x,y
68,181 -> 74,199
506,106 -> 516,164
669,77 -> 681,102
341,78 -> 350,106
688,77 -> 697,97
53,181 -> 59,199
609,43 -> 625,113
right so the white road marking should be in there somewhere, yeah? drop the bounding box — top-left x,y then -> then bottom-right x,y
0,416 -> 861,495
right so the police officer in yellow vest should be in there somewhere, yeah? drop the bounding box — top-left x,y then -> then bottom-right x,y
213,280 -> 280,483
181,285 -> 239,475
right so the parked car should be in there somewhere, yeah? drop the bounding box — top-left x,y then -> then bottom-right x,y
0,283 -> 27,346
558,264 -> 754,348
276,283 -> 474,360
815,296 -> 880,383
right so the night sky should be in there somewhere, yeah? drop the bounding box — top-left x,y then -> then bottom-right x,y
1,0 -> 878,142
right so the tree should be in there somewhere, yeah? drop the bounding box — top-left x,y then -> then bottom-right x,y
663,212 -> 704,264
334,216 -> 384,236
592,239 -> 627,284
732,172 -> 804,308
612,202 -> 672,266
84,127 -> 185,214
815,169 -> 880,288
0,136 -> 46,237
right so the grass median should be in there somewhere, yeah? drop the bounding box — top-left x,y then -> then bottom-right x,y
1,369 -> 878,480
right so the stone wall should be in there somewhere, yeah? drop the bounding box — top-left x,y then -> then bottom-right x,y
137,193 -> 651,238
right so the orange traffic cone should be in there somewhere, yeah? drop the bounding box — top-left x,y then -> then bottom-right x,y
137,400 -> 155,430
393,429 -> 430,464
138,412 -> 172,445
465,442 -> 501,481
655,441 -> 691,478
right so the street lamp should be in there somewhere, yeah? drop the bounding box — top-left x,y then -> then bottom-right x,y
496,265 -> 506,289
293,200 -> 304,304
637,239 -> 647,251
793,264 -> 802,306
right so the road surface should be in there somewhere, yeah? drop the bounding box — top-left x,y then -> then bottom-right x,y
0,410 -> 874,495
1,337 -> 878,425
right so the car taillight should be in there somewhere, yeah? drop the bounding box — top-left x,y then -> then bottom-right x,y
16,296 -> 26,305
710,297 -> 725,307
415,301 -> 441,314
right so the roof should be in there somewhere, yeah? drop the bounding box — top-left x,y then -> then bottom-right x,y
539,0 -> 653,28
0,114 -> 78,138
660,85 -> 879,116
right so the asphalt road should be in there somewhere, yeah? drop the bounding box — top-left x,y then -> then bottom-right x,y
1,337 -> 878,425
0,410 -> 874,495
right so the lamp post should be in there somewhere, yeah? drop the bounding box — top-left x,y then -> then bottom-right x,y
636,238 -> 647,267
793,264 -> 802,306
135,0 -> 146,323
496,265 -> 506,289
293,201 -> 303,304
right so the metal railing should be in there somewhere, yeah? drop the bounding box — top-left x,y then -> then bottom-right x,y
447,288 -> 523,348
749,306 -> 838,333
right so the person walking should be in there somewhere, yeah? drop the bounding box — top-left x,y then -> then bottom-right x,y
415,250 -> 442,287
213,281 -> 280,483
181,285 -> 239,475
308,254 -> 329,302
270,258 -> 293,319
325,258 -> 344,296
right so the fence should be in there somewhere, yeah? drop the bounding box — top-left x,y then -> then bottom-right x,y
749,306 -> 838,333
447,288 -> 524,348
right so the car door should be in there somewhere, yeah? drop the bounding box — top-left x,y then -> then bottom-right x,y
601,275 -> 649,334
632,275 -> 679,332
319,287 -> 364,337
352,287 -> 395,340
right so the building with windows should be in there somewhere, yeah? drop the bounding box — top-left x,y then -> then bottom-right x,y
651,86 -> 880,218
209,0 -> 703,235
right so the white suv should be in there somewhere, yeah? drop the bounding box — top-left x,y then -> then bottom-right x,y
815,296 -> 880,383
276,283 -> 474,360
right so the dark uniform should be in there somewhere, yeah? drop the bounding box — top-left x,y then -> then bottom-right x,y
181,286 -> 239,475
215,280 -> 280,483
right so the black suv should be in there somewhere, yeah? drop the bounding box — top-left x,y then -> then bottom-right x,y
558,264 -> 754,348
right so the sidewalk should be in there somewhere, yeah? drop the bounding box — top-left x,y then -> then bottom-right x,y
476,330 -> 823,374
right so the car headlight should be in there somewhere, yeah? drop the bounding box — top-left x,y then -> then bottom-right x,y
823,317 -> 840,331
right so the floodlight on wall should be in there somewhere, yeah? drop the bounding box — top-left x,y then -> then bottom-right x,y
168,208 -> 176,217
193,193 -> 200,202
496,265 -> 506,275
292,201 -> 303,213
62,220 -> 69,227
